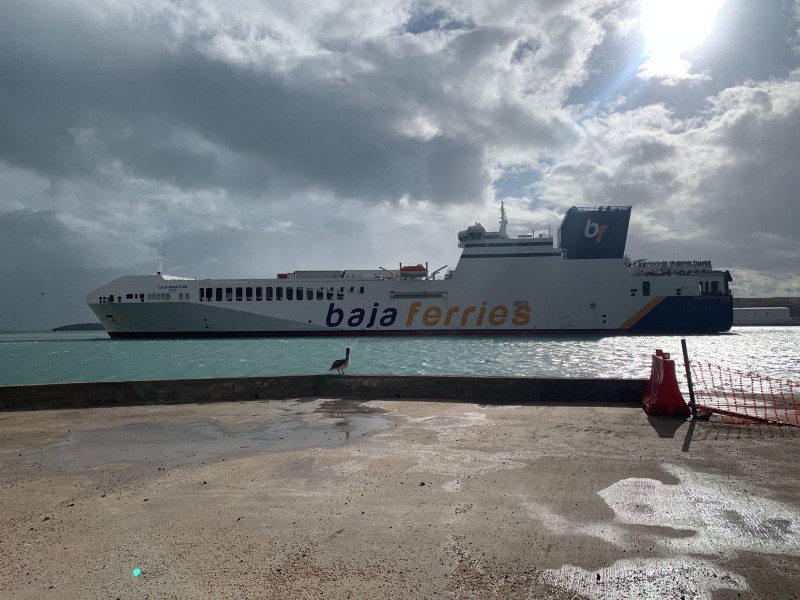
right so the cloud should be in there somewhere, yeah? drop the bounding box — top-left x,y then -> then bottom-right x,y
0,209 -> 90,270
0,0 -> 798,329
0,0 -> 589,207
0,208 -> 133,329
536,71 -> 800,295
698,77 -> 800,239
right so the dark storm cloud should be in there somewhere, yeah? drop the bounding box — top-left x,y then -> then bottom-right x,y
0,209 -> 136,329
423,135 -> 486,202
697,86 -> 800,240
0,0 -> 573,205
145,55 -> 435,200
0,209 -> 90,269
0,265 -> 122,330
0,11 -> 426,199
0,1 -> 172,178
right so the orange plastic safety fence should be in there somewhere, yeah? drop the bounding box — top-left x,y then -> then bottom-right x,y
689,361 -> 800,426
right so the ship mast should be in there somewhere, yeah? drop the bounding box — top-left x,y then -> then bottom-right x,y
499,201 -> 508,238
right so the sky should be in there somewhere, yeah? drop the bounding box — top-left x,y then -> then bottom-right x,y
1,0 -> 799,330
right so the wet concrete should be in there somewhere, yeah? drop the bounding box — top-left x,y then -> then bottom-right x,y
1,399 -> 799,599
25,412 -> 391,474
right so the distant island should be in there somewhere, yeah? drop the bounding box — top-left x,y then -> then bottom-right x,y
52,323 -> 105,332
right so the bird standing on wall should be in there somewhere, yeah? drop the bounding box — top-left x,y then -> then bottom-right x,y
330,347 -> 350,374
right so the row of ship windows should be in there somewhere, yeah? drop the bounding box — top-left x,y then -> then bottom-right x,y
199,286 -> 365,302
99,285 -> 370,304
98,293 -> 188,303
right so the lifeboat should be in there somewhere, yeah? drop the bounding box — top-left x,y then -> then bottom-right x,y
399,263 -> 428,278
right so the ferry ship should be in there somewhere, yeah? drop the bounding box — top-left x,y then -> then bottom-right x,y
87,205 -> 733,338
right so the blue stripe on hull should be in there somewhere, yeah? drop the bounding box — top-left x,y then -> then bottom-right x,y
628,295 -> 733,333
107,301 -> 733,338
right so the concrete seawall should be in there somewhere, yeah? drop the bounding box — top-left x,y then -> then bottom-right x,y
0,375 -> 647,411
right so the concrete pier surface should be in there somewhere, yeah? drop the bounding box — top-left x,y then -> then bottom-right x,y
1,399 -> 799,599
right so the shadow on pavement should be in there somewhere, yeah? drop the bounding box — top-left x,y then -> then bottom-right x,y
646,414 -> 689,439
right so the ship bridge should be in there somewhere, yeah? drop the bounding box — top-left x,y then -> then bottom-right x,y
455,203 -> 561,264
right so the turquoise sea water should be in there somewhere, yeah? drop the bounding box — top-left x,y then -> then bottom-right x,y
0,327 -> 798,386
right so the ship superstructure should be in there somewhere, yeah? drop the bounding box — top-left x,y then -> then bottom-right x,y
88,205 -> 733,337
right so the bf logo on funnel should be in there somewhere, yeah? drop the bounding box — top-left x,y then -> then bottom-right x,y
584,219 -> 609,243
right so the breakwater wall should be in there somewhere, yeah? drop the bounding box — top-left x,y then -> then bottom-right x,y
0,375 -> 647,411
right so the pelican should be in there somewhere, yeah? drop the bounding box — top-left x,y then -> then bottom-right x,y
329,347 -> 350,374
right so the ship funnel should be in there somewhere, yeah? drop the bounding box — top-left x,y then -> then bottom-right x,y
556,206 -> 631,259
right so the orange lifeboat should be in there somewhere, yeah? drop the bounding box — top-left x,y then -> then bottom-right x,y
399,263 -> 428,278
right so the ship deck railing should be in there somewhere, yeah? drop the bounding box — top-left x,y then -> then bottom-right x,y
630,269 -> 722,277
632,259 -> 713,268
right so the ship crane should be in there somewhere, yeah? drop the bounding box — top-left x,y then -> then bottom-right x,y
428,265 -> 448,280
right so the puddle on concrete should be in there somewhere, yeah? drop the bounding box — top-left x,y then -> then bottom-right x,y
315,398 -> 388,416
24,411 -> 392,473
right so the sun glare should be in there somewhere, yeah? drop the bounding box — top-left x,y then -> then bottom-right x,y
640,0 -> 726,78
